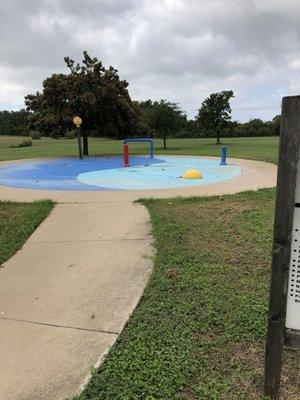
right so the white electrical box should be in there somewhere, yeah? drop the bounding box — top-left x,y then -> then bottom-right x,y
286,161 -> 300,330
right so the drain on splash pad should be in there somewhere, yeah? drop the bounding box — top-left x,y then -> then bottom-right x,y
0,156 -> 241,191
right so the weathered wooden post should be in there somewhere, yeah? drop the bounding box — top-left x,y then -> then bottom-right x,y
264,95 -> 300,399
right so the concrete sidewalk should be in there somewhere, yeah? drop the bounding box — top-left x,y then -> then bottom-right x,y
0,201 -> 153,400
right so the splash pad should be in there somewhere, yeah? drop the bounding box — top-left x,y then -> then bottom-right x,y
0,156 -> 241,191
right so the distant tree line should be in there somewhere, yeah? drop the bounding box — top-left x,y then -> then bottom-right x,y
0,109 -> 29,136
0,107 -> 281,141
179,115 -> 281,139
136,95 -> 281,147
0,51 -> 281,148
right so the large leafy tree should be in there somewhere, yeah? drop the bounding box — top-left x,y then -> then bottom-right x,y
138,99 -> 186,149
25,51 -> 139,155
197,90 -> 234,144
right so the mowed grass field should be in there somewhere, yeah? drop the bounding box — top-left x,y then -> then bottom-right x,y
0,135 -> 279,164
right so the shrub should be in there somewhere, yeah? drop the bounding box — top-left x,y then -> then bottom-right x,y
19,138 -> 33,147
30,131 -> 41,140
10,139 -> 33,148
50,128 -> 62,138
65,130 -> 77,139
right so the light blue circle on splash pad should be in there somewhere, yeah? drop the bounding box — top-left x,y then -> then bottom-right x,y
78,156 -> 241,190
0,156 -> 241,191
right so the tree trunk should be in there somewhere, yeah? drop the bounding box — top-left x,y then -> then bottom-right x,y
216,129 -> 221,145
83,130 -> 89,155
163,137 -> 167,150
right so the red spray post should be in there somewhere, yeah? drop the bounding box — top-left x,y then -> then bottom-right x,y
124,143 -> 130,167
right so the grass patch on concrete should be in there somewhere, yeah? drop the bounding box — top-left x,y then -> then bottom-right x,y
0,136 -> 279,163
0,200 -> 54,265
75,189 -> 299,400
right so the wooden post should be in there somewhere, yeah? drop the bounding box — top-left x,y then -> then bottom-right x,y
264,96 -> 300,398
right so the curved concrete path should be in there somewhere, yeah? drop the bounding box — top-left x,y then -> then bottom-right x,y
0,201 -> 153,400
0,157 -> 277,400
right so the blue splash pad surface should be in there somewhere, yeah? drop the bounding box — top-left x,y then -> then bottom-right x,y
0,156 -> 241,191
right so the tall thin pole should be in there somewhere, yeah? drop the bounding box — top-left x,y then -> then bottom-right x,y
77,126 -> 83,159
73,116 -> 83,159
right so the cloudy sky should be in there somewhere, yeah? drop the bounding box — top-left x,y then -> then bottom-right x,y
1,0 -> 300,121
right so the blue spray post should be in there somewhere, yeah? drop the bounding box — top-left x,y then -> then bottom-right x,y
220,146 -> 227,165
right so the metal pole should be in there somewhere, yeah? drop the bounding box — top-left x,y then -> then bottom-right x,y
77,127 -> 83,159
124,143 -> 130,167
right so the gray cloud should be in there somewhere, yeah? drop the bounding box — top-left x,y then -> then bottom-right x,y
1,0 -> 300,120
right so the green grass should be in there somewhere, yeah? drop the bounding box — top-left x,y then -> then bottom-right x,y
75,189 -> 299,400
0,136 -> 279,164
0,200 -> 54,265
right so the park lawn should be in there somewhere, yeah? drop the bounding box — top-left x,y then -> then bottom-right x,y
75,189 -> 299,400
0,135 -> 279,164
0,200 -> 54,265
